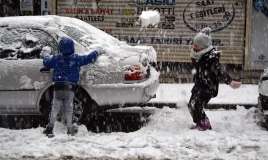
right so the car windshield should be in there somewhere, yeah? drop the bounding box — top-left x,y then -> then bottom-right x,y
62,25 -> 92,48
58,17 -> 121,49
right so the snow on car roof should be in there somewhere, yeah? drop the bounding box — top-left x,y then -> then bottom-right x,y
0,15 -> 157,65
0,15 -> 116,42
0,15 -> 117,43
0,15 -> 57,28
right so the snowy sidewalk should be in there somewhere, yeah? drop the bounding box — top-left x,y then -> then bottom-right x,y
1,84 -> 267,160
148,83 -> 258,108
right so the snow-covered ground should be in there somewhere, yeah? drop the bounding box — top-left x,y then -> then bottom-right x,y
151,83 -> 258,106
1,84 -> 267,160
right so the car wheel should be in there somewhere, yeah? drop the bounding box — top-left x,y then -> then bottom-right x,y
39,88 -> 53,127
258,94 -> 268,129
258,113 -> 268,129
84,110 -> 151,133
73,88 -> 99,126
39,86 -> 98,128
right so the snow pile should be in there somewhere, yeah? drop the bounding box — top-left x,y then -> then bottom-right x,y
0,82 -> 264,159
139,10 -> 160,28
1,105 -> 268,160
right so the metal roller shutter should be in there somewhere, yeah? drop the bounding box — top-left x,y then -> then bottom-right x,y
57,0 -> 246,64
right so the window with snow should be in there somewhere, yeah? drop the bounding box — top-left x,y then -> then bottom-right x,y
0,27 -> 57,60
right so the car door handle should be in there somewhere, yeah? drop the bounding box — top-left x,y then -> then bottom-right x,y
40,67 -> 51,73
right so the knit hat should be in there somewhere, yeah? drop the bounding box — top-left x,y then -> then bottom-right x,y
193,27 -> 212,49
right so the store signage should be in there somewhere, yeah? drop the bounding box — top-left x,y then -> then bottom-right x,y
183,0 -> 235,32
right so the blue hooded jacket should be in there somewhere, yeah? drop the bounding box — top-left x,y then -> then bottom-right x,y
43,37 -> 98,84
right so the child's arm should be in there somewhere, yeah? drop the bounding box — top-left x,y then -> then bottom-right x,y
77,50 -> 99,66
78,47 -> 105,66
210,52 -> 232,84
210,52 -> 241,89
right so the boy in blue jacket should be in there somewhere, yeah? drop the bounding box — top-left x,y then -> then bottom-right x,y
41,37 -> 103,137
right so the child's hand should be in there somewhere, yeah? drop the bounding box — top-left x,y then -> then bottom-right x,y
95,47 -> 105,56
40,46 -> 52,58
230,80 -> 241,89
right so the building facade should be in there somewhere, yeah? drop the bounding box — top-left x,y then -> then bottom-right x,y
1,0 -> 267,83
56,0 -> 263,83
0,0 -> 21,16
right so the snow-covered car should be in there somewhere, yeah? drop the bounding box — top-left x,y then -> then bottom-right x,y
258,68 -> 268,127
0,16 -> 159,127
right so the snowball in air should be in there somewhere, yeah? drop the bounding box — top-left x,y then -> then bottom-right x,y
139,10 -> 160,28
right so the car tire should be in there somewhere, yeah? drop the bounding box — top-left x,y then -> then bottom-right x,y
73,88 -> 99,126
39,86 -> 98,128
258,94 -> 268,129
84,110 -> 151,133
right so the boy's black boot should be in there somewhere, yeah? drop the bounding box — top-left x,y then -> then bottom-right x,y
67,126 -> 78,136
43,125 -> 54,138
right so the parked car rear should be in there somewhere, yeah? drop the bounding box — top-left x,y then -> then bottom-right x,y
258,68 -> 268,128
